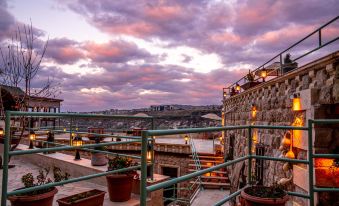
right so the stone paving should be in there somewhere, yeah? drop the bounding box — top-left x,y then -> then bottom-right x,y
192,189 -> 230,206
0,157 -> 141,206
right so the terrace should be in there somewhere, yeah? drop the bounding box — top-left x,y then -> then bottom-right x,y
0,110 -> 338,206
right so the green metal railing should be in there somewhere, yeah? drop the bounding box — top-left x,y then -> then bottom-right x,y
223,15 -> 339,97
1,111 -> 338,206
140,119 -> 339,206
1,111 -> 155,206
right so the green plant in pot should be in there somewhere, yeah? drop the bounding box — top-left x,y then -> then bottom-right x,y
8,167 -> 70,206
91,136 -> 108,166
106,155 -> 138,202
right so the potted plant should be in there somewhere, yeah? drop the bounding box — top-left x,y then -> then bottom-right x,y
57,189 -> 106,206
106,155 -> 137,202
240,184 -> 289,206
282,53 -> 298,74
8,167 -> 70,206
241,70 -> 261,90
91,137 -> 108,166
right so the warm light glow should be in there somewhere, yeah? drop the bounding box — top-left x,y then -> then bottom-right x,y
147,151 -> 152,161
0,128 -> 4,136
63,128 -> 67,132
72,133 -> 76,138
29,132 -> 36,141
315,158 -> 335,167
236,83 -> 241,91
251,106 -> 257,119
184,135 -> 189,143
72,135 -> 83,147
293,96 -> 301,111
292,116 -> 304,144
260,69 -> 267,78
223,91 -> 227,97
285,150 -> 295,159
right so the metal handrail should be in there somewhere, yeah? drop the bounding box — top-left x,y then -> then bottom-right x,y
0,111 -> 155,206
140,119 -> 339,206
224,15 -> 339,95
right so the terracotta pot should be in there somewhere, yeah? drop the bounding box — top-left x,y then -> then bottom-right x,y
91,153 -> 107,166
240,186 -> 289,206
106,174 -> 133,202
8,187 -> 58,206
57,189 -> 105,206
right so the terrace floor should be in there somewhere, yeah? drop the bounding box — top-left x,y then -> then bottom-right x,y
0,158 -> 142,206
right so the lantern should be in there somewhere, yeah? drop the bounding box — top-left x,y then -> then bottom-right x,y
292,93 -> 301,111
184,135 -> 189,144
29,130 -> 36,149
146,140 -> 154,179
260,68 -> 267,81
284,131 -> 295,159
63,128 -> 67,132
223,91 -> 227,97
236,83 -> 241,92
0,128 -> 4,137
72,134 -> 83,160
251,105 -> 257,119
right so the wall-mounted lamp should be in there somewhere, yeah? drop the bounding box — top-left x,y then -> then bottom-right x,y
0,127 -> 4,137
236,83 -> 241,92
29,130 -> 36,149
72,134 -> 83,160
260,68 -> 267,82
251,104 -> 257,119
184,135 -> 189,144
292,93 -> 301,111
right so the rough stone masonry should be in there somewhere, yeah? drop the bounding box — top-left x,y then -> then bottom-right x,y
223,51 -> 339,206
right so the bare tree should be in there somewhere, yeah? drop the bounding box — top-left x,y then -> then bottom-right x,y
0,22 -> 59,168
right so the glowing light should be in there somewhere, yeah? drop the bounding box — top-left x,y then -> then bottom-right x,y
251,105 -> 257,119
147,151 -> 152,161
184,135 -> 189,144
292,94 -> 301,111
0,128 -> 4,136
29,131 -> 36,141
236,83 -> 241,91
260,69 -> 267,79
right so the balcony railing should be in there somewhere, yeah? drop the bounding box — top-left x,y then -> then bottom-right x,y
223,15 -> 339,98
1,111 -> 338,206
140,120 -> 339,206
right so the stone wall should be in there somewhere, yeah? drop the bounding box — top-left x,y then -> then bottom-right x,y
223,51 -> 339,206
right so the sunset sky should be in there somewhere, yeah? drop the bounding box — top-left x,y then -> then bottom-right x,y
0,0 -> 338,111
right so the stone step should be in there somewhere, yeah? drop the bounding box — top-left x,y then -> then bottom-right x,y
190,155 -> 223,160
200,176 -> 229,180
189,159 -> 223,164
190,181 -> 230,189
188,169 -> 227,175
188,164 -> 226,169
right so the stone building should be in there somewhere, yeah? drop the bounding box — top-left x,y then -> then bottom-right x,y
0,84 -> 63,127
222,51 -> 339,205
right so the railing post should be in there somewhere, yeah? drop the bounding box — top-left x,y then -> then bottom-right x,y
1,111 -> 11,206
69,118 -> 73,146
151,118 -> 155,180
318,30 -> 322,47
279,53 -> 283,75
247,126 -> 252,184
140,131 -> 148,206
308,119 -> 314,206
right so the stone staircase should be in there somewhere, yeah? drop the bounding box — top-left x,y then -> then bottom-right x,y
188,154 -> 230,190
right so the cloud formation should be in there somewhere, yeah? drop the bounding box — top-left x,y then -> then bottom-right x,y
1,0 -> 338,111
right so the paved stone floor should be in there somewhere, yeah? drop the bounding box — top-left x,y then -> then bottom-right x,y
0,158 -> 141,206
191,189 -> 230,206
